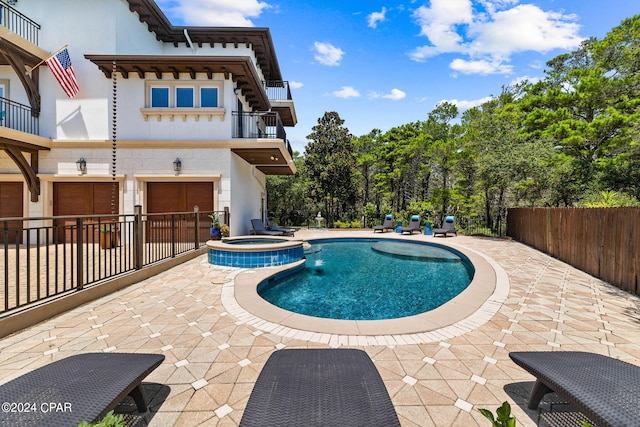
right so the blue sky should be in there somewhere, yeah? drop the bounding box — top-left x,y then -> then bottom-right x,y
157,0 -> 640,154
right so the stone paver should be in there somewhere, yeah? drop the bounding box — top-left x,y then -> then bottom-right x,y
1,230 -> 639,426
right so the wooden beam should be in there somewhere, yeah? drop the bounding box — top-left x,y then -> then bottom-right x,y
1,144 -> 40,202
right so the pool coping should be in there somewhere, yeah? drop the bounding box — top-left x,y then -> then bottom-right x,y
218,235 -> 510,344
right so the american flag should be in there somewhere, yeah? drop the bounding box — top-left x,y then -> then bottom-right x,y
45,48 -> 79,98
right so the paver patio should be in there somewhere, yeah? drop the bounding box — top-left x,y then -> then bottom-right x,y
0,230 -> 638,426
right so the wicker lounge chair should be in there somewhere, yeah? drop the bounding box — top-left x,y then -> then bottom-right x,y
240,348 -> 400,427
0,352 -> 164,426
373,214 -> 395,233
510,351 -> 640,427
265,219 -> 295,236
433,216 -> 457,237
400,215 -> 422,234
250,219 -> 287,236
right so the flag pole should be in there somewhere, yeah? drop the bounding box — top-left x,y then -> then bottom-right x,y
26,44 -> 69,73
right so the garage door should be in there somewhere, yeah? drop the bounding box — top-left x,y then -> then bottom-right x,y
147,182 -> 213,243
53,182 -> 119,243
0,182 -> 23,244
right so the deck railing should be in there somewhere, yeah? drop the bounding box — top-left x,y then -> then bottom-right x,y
0,206 -> 228,315
264,80 -> 292,101
0,97 -> 39,134
0,1 -> 40,45
232,111 -> 287,140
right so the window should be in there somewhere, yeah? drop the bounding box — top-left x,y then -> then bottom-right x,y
150,87 -> 169,107
176,87 -> 194,108
200,87 -> 218,107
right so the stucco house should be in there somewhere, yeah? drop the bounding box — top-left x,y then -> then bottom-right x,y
0,0 -> 297,238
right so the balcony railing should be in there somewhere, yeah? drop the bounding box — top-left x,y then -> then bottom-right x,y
0,1 -> 40,45
0,97 -> 38,135
0,207 -> 228,315
264,80 -> 292,101
232,111 -> 287,140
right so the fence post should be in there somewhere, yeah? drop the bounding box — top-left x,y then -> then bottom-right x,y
171,214 -> 176,258
76,217 -> 84,291
134,205 -> 143,269
194,205 -> 200,249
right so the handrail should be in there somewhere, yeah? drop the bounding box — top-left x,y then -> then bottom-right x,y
264,80 -> 292,101
0,1 -> 40,45
0,96 -> 39,135
232,111 -> 287,141
0,207 -> 228,315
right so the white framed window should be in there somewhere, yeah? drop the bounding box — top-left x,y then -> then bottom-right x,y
150,87 -> 169,107
200,87 -> 218,108
176,87 -> 194,108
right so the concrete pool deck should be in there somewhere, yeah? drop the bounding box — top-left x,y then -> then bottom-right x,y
1,229 -> 639,426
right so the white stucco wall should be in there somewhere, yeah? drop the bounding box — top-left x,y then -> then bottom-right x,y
229,153 -> 265,236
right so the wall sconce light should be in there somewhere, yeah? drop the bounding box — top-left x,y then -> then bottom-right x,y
173,158 -> 181,175
76,158 -> 87,175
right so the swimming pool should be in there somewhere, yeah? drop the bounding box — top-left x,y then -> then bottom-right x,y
207,236 -> 304,268
258,239 -> 474,320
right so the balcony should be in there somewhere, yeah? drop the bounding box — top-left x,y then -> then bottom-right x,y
264,80 -> 297,127
0,96 -> 38,135
231,111 -> 295,175
0,1 -> 40,45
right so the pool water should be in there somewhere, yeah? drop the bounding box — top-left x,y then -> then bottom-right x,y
258,239 -> 474,320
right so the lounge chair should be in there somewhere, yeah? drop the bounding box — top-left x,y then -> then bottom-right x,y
373,214 -> 395,233
0,352 -> 164,426
400,215 -> 422,234
250,219 -> 288,236
240,348 -> 400,427
265,219 -> 295,236
433,216 -> 457,237
510,351 -> 640,427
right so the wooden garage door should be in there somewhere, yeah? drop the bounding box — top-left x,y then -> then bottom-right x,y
0,182 -> 23,244
147,182 -> 213,242
53,182 -> 119,243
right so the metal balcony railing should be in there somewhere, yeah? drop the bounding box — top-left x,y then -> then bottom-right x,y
0,97 -> 39,135
232,111 -> 287,140
0,207 -> 229,315
0,1 -> 40,45
264,80 -> 292,101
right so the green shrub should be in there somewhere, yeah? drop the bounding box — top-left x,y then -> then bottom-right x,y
478,401 -> 516,427
77,411 -> 126,427
333,220 -> 351,228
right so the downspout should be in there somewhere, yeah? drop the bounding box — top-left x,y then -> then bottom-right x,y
183,29 -> 197,54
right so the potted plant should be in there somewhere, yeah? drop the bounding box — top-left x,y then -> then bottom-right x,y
220,223 -> 230,238
99,224 -> 119,249
209,213 -> 221,240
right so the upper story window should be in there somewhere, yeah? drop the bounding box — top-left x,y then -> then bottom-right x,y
143,81 -> 224,122
200,88 -> 219,108
150,87 -> 169,107
176,87 -> 194,108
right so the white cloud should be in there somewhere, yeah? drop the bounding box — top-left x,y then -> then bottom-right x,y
510,75 -> 540,86
289,81 -> 303,89
442,96 -> 494,112
156,0 -> 269,26
368,7 -> 387,29
382,88 -> 406,100
333,86 -> 361,98
450,58 -> 513,75
408,0 -> 584,76
313,42 -> 345,66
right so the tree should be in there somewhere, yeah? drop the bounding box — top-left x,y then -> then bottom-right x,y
303,112 -> 358,225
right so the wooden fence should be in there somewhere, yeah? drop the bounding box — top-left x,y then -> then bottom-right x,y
507,207 -> 639,296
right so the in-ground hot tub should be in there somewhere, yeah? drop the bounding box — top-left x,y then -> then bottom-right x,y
207,235 -> 304,268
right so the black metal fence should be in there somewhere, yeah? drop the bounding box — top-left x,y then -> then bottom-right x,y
232,111 -> 287,140
1,207 -> 227,315
0,1 -> 40,45
0,97 -> 39,135
264,80 -> 292,101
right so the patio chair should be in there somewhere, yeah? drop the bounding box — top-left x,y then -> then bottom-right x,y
265,218 -> 295,236
0,352 -> 164,426
239,348 -> 400,427
400,215 -> 422,234
373,214 -> 395,233
509,351 -> 640,427
250,219 -> 288,236
433,216 -> 457,237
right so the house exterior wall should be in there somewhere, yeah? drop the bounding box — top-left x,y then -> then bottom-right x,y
0,0 -> 292,237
